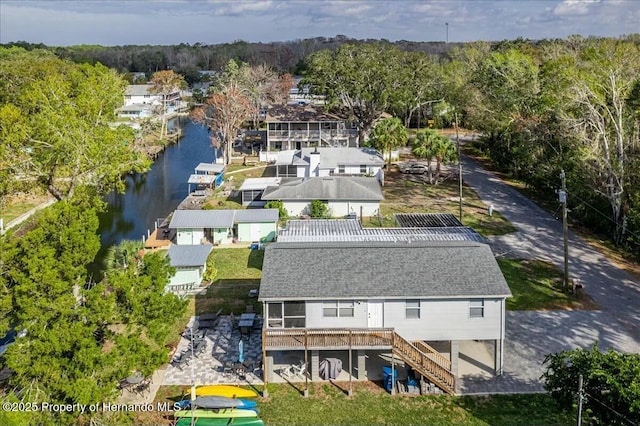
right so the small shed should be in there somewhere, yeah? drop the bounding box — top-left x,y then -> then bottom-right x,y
234,209 -> 279,242
166,244 -> 213,292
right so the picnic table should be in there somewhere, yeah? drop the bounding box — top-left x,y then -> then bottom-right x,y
238,313 -> 256,337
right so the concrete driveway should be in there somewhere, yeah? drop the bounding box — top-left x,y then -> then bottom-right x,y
456,144 -> 640,394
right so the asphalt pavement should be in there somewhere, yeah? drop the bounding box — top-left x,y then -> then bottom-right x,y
456,142 -> 640,394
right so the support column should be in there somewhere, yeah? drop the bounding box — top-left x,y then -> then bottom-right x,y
357,350 -> 367,380
265,354 -> 274,384
450,340 -> 459,377
494,339 -> 503,376
311,350 -> 320,381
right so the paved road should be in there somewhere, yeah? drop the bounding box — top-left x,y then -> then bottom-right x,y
456,146 -> 640,394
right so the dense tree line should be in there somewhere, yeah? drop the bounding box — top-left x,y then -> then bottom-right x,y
1,36 -> 460,81
298,36 -> 640,259
0,48 -> 186,425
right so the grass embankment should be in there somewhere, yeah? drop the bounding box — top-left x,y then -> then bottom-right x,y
366,169 -> 516,236
194,248 -> 264,316
499,258 -> 598,311
0,191 -> 52,224
152,383 -> 573,426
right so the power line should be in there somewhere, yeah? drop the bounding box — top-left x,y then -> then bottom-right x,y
583,391 -> 639,426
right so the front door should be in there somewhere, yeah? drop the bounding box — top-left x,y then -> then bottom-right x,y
367,300 -> 384,328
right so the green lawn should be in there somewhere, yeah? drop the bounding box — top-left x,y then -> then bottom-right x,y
195,248 -> 264,316
499,258 -> 598,311
151,383 -> 574,426
208,248 -> 264,280
364,170 -> 516,236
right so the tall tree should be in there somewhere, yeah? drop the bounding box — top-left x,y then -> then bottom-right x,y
191,60 -> 253,164
148,69 -> 187,139
550,39 -> 640,244
367,117 -> 408,169
0,48 -> 149,201
411,129 -> 454,184
302,43 -> 404,145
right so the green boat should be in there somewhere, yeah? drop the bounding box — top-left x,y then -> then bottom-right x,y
175,417 -> 264,426
174,408 -> 258,419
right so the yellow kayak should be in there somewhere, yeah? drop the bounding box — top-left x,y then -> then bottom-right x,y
195,385 -> 258,399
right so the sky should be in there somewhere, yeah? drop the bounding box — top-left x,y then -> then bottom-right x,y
1,0 -> 638,46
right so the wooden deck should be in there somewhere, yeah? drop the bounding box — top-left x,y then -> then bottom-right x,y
144,228 -> 174,249
264,328 -> 394,350
264,327 -> 456,394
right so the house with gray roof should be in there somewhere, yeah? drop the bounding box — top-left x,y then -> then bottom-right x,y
265,104 -> 357,151
166,244 -> 213,293
274,147 -> 385,183
168,209 -> 279,245
260,176 -> 384,218
259,240 -> 511,395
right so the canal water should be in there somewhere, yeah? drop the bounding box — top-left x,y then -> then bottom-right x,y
89,119 -> 214,277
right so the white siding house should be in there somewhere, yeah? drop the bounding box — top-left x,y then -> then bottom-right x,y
259,240 -> 511,394
275,147 -> 385,183
260,176 -> 384,218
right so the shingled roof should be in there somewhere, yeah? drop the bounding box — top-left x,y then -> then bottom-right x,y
259,241 -> 511,301
261,177 -> 384,201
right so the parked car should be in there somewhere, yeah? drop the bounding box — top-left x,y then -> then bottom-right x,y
400,163 -> 429,174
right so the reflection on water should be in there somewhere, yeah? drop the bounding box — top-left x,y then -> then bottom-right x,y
89,119 -> 214,278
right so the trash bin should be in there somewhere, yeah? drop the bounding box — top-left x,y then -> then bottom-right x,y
382,366 -> 398,392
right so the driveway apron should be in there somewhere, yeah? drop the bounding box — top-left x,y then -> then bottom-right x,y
456,146 -> 640,394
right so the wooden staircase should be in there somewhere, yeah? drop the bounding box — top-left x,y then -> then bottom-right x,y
391,332 -> 456,395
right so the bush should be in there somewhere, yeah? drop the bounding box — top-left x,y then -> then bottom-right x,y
202,252 -> 218,282
265,200 -> 287,219
309,200 -> 330,218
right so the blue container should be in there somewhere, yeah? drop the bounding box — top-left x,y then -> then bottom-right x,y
382,366 -> 398,392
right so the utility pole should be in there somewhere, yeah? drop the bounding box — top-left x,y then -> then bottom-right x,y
445,22 -> 449,43
560,169 -> 569,291
577,374 -> 584,426
455,112 -> 462,222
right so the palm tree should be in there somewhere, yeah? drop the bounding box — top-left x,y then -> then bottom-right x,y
368,117 -> 408,169
411,129 -> 457,184
432,136 -> 458,182
411,130 -> 437,184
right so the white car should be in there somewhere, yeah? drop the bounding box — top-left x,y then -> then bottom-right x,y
400,163 -> 429,174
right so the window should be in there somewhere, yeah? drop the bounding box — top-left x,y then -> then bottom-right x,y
338,165 -> 345,174
406,300 -> 420,319
323,301 -> 354,318
360,165 -> 367,174
469,299 -> 485,318
268,302 -> 306,328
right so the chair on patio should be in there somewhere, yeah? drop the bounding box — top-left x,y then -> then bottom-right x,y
282,360 -> 307,379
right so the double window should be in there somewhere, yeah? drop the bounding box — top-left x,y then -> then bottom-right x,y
323,301 -> 355,318
406,300 -> 420,319
360,165 -> 367,174
338,165 -> 345,174
469,299 -> 485,318
267,302 -> 306,328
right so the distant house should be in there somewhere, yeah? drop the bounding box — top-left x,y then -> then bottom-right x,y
117,84 -> 182,119
260,176 -> 384,217
168,209 -> 279,245
259,240 -> 511,394
264,104 -> 357,152
166,244 -> 213,293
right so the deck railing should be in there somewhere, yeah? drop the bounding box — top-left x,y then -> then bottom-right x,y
264,327 -> 455,395
392,333 -> 455,394
264,328 -> 393,349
